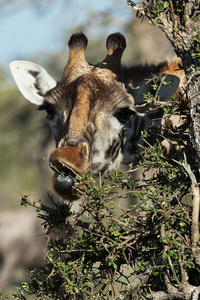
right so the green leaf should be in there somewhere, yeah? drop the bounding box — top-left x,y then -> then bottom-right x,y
113,231 -> 121,236
162,252 -> 168,260
164,1 -> 169,8
179,222 -> 186,227
169,250 -> 179,260
163,80 -> 172,86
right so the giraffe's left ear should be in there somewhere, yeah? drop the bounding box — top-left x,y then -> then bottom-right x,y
10,61 -> 57,105
131,73 -> 180,106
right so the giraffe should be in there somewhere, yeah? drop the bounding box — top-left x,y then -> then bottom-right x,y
10,32 -> 185,201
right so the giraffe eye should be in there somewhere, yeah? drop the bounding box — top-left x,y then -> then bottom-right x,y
46,106 -> 55,120
115,108 -> 135,124
38,103 -> 55,120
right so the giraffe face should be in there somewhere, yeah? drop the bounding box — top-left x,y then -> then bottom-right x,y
40,72 -> 135,200
10,32 -> 181,201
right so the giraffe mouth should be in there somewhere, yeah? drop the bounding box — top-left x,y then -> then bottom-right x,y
49,145 -> 90,201
53,162 -> 77,190
51,162 -> 87,201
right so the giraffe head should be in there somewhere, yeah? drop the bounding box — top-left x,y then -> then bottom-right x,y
10,33 -> 180,201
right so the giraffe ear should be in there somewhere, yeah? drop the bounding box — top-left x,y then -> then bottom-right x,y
10,61 -> 57,105
132,74 -> 180,106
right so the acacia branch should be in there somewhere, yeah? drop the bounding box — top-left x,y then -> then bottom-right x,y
126,0 -> 148,16
21,194 -> 55,214
126,256 -> 162,294
172,153 -> 200,245
145,284 -> 200,300
21,194 -> 90,230
161,222 -> 181,286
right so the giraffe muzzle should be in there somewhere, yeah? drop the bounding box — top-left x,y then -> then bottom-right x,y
49,142 -> 89,201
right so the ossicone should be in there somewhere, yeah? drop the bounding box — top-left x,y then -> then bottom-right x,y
106,32 -> 126,55
97,32 -> 126,79
62,32 -> 89,80
68,32 -> 88,50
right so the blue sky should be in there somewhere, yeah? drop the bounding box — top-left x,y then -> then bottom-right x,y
1,0 -> 133,67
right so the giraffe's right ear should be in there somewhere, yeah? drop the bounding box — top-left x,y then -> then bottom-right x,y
9,61 -> 57,105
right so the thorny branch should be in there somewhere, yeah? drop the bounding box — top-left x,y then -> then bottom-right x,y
127,0 -> 148,17
145,284 -> 200,300
21,194 -> 55,213
20,160 -> 200,300
172,153 -> 200,246
21,194 -> 90,231
136,191 -> 200,300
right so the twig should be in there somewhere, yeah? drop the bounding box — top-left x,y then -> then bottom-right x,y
145,284 -> 200,299
21,194 -> 90,230
109,200 -> 141,223
126,0 -> 147,15
126,256 -> 162,293
161,222 -> 181,286
21,194 -> 55,214
99,172 -> 102,188
178,245 -> 187,286
108,270 -> 122,299
172,152 -> 200,245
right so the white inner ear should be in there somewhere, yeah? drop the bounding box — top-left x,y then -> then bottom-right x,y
10,61 -> 57,105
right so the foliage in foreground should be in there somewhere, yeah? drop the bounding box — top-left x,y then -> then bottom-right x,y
11,123 -> 200,299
